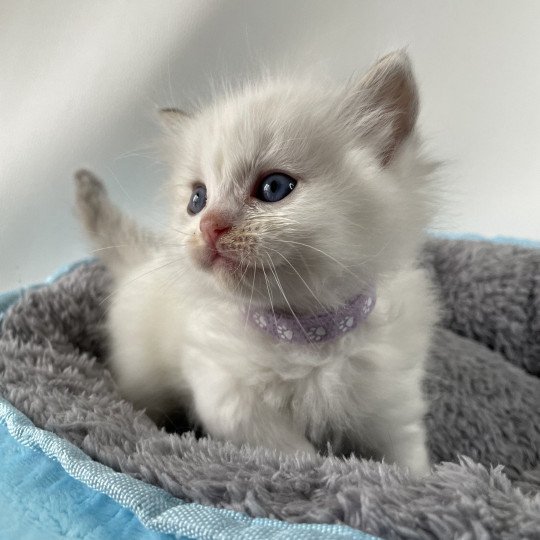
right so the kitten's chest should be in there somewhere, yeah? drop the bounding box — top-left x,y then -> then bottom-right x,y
269,346 -> 373,448
188,301 -> 374,443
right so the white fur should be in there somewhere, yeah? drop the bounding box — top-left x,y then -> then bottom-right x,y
77,51 -> 438,477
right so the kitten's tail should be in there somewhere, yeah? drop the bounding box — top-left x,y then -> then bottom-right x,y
74,169 -> 157,279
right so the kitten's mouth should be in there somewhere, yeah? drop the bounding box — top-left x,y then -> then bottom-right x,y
191,242 -> 260,283
211,251 -> 236,269
198,246 -> 242,273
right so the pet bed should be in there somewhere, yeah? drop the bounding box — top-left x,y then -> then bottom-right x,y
0,238 -> 539,539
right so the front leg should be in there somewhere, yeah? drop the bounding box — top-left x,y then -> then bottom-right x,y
373,417 -> 430,477
189,370 -> 315,456
366,385 -> 430,477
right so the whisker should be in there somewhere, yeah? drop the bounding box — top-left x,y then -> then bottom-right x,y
260,264 -> 278,329
273,239 -> 365,283
98,255 -> 185,307
155,262 -> 190,296
89,242 -> 181,255
244,261 -> 257,329
264,253 -> 318,348
264,246 -> 331,315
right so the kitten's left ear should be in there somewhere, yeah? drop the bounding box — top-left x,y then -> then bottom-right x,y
341,50 -> 419,166
159,107 -> 191,133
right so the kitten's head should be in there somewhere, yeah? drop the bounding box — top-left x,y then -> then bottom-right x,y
162,51 -> 435,311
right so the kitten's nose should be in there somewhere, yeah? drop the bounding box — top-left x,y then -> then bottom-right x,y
200,213 -> 232,247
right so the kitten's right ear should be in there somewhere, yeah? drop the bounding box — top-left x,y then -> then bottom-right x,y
340,50 -> 419,166
159,107 -> 191,133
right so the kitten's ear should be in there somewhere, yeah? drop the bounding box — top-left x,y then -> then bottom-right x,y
342,50 -> 419,166
159,107 -> 191,133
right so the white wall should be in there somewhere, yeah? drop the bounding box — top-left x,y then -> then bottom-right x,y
1,0 -> 539,290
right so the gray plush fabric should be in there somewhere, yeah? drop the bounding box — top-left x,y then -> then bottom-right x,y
1,238 -> 539,539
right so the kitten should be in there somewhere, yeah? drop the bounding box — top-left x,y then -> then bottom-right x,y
76,50 -> 437,476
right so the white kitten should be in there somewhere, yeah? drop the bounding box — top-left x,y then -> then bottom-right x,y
76,51 -> 437,476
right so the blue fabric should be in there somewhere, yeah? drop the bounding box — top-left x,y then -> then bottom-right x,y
0,289 -> 21,322
0,399 -> 377,540
429,230 -> 540,248
0,266 -> 379,539
0,420 -> 175,540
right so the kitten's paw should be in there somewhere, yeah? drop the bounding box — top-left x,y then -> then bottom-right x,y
274,437 -> 317,458
406,458 -> 431,478
398,445 -> 431,478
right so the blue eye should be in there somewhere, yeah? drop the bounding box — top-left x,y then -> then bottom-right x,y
187,185 -> 207,214
255,173 -> 297,203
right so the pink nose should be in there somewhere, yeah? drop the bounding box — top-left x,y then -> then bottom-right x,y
200,213 -> 232,247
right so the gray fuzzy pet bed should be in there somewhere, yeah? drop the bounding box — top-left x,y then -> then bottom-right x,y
1,238 -> 539,539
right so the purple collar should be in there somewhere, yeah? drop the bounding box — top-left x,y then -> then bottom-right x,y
246,292 -> 376,345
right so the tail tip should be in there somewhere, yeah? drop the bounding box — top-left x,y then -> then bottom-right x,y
75,168 -> 104,191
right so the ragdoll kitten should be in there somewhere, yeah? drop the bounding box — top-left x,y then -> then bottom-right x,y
76,50 -> 437,476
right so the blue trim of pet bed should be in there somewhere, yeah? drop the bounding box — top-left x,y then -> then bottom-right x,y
428,231 -> 540,248
0,413 -> 174,540
0,399 -> 377,540
0,263 -> 378,539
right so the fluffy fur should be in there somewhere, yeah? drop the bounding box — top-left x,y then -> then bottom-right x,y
76,51 -> 438,476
